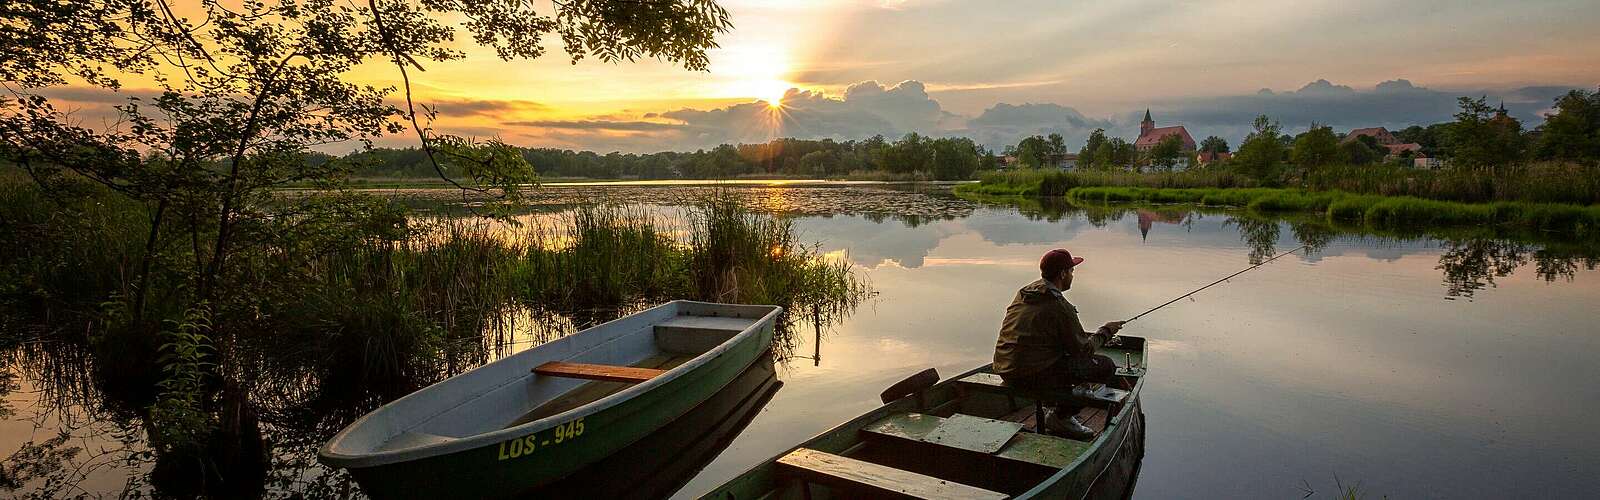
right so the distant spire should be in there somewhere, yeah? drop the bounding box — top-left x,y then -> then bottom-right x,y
1143,109 -> 1152,122
1498,100 -> 1507,113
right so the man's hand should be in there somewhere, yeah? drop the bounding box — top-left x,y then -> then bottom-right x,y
1101,321 -> 1125,335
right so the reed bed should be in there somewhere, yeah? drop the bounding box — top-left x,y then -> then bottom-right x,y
1,172 -> 872,384
1065,186 -> 1600,236
961,162 -> 1600,205
958,168 -> 1255,197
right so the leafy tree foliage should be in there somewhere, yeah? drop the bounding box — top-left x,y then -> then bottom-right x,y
1093,138 -> 1138,170
1445,96 -> 1525,171
1,0 -> 732,306
0,0 -> 734,475
1291,125 -> 1341,169
1533,87 -> 1600,164
1013,135 -> 1052,168
1079,128 -> 1108,167
1338,135 -> 1386,165
1147,134 -> 1186,171
1199,136 -> 1230,154
1234,115 -> 1285,183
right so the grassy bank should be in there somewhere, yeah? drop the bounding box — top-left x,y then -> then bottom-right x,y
956,169 -> 1254,197
1,176 -> 871,383
958,162 -> 1600,204
1061,186 -> 1600,236
955,164 -> 1600,234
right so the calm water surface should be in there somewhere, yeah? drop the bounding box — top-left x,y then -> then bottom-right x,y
3,183 -> 1597,498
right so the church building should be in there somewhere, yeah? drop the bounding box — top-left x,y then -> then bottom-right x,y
1134,110 -> 1197,152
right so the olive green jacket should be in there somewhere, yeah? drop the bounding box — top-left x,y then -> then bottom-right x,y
992,278 -> 1111,377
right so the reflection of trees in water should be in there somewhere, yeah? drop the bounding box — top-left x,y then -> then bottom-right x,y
968,194 -> 1600,299
1435,239 -> 1600,299
1224,216 -> 1282,264
2,293 -> 863,498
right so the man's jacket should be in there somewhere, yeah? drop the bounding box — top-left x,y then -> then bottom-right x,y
993,278 -> 1109,377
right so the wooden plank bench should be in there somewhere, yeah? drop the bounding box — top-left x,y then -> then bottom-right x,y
776,448 -> 1008,500
861,413 -> 1090,468
532,361 -> 666,384
956,372 -> 1129,407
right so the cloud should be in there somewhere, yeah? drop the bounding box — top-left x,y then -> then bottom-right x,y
957,102 -> 1116,151
503,120 -> 688,132
512,80 -> 956,152
419,98 -> 547,117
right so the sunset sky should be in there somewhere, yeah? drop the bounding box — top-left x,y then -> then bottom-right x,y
47,0 -> 1600,152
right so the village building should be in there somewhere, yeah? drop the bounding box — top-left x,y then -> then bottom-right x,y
1343,126 -> 1428,164
1049,153 -> 1078,170
1134,110 -> 1197,152
1343,127 -> 1401,146
1194,151 -> 1231,165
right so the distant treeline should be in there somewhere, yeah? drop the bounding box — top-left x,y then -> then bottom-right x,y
326,133 -> 997,181
327,87 -> 1600,182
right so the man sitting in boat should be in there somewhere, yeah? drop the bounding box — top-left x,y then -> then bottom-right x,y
993,248 -> 1124,439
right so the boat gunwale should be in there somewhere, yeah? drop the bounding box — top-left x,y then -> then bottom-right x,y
318,300 -> 783,467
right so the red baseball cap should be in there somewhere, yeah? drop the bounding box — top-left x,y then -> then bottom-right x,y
1040,248 -> 1084,276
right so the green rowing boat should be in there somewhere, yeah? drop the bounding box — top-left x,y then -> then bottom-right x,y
318,301 -> 781,499
701,335 -> 1148,499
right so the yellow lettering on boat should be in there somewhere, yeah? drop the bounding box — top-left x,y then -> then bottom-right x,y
495,418 -> 586,461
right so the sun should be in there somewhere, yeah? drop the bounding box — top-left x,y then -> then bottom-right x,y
759,80 -> 791,108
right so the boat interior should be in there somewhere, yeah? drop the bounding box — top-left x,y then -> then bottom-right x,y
364,307 -> 769,454
510,314 -> 761,427
757,338 -> 1147,499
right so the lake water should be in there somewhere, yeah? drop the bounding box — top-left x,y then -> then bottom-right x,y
3,183 -> 1598,498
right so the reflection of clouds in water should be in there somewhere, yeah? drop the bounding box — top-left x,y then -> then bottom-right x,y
963,210 -> 1093,246
794,215 -> 958,269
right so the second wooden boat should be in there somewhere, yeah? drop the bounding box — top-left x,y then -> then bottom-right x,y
701,336 -> 1149,499
319,300 -> 782,499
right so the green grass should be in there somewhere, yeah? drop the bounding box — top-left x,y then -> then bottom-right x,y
1302,162 -> 1600,205
0,175 -> 872,383
956,168 -> 1256,198
1057,186 -> 1600,236
960,161 -> 1600,209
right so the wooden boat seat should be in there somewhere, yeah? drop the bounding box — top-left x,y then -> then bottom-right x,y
775,448 -> 1008,500
533,361 -> 666,384
861,412 -> 1090,468
956,372 -> 1128,407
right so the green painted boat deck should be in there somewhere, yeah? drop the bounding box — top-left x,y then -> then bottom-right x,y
506,354 -> 693,428
862,412 -> 1090,469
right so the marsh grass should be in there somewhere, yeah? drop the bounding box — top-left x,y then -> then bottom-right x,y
1302,162 -> 1600,205
963,162 -> 1600,206
1,172 -> 872,393
960,168 -> 1254,197
1062,186 -> 1600,236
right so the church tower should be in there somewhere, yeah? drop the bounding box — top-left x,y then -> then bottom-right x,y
1140,109 -> 1155,137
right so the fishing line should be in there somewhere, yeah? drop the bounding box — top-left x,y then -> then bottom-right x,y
1123,244 -> 1309,324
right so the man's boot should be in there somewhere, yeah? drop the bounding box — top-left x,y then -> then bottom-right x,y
1039,408 -> 1095,440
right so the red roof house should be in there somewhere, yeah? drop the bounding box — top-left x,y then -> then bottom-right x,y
1134,110 -> 1197,151
1343,127 -> 1400,145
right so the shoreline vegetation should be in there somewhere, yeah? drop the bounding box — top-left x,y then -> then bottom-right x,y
954,167 -> 1600,236
287,171 -> 962,189
0,173 -> 872,495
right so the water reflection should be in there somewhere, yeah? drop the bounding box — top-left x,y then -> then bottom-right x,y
5,184 -> 1599,498
963,194 -> 1600,299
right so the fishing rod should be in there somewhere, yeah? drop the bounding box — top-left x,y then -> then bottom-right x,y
1122,244 -> 1309,324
